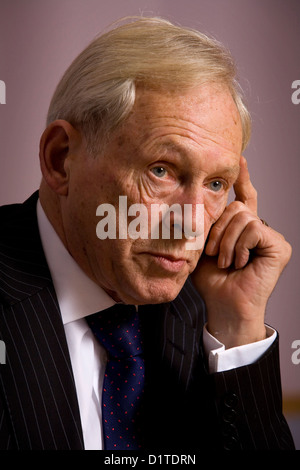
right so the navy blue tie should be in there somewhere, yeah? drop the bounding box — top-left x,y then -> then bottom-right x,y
86,304 -> 145,450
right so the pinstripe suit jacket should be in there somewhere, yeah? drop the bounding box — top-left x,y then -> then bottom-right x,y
0,192 -> 295,450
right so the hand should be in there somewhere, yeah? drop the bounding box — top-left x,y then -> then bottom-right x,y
191,156 -> 292,348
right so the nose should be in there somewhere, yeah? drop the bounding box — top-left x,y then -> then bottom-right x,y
173,185 -> 205,237
161,186 -> 205,250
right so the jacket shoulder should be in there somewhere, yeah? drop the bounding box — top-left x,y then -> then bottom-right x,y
0,192 -> 52,305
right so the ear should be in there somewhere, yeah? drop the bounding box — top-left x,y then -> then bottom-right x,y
39,120 -> 79,196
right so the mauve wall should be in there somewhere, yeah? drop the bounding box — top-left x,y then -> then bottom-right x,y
1,0 -> 299,443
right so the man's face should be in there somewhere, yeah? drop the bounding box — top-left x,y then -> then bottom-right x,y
61,83 -> 243,304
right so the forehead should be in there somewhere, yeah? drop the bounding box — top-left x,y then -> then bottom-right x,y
124,83 -> 243,156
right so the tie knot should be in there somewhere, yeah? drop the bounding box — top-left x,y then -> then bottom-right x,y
86,304 -> 143,359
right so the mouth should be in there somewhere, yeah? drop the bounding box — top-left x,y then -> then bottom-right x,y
144,252 -> 188,273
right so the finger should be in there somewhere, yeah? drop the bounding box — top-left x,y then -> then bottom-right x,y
205,201 -> 255,256
234,156 -> 257,214
234,220 -> 267,269
217,213 -> 259,268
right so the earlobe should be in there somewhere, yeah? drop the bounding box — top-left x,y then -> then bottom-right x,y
39,120 -> 76,196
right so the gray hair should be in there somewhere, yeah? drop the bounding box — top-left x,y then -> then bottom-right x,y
47,16 -> 251,154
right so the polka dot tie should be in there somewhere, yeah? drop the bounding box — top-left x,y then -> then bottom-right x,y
86,304 -> 145,450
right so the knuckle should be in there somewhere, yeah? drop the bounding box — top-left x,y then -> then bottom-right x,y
211,222 -> 224,236
232,211 -> 256,227
248,218 -> 262,229
229,201 -> 246,213
283,240 -> 292,261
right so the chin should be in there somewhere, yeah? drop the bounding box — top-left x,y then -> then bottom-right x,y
118,276 -> 186,306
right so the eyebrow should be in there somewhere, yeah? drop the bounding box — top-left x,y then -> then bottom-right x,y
219,165 -> 240,179
153,140 -> 241,179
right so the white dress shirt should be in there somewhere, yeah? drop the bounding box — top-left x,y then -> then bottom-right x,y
36,200 -> 276,450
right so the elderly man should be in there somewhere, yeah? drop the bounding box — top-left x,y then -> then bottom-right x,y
0,17 -> 295,450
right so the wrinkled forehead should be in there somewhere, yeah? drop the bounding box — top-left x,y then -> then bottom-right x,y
124,83 -> 243,155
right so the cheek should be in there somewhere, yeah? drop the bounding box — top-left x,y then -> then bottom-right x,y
91,237 -> 137,285
204,195 -> 228,232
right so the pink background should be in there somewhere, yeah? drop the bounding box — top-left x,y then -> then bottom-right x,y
1,0 -> 299,444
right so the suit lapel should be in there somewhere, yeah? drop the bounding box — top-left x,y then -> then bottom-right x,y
140,277 -> 206,391
0,192 -> 84,449
161,278 -> 206,389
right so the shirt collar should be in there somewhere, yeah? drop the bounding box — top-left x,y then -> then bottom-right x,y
36,200 -> 116,325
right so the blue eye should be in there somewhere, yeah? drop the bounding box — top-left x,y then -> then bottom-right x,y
209,180 -> 223,192
151,167 -> 167,178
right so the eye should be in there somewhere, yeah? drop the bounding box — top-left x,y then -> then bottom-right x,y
209,180 -> 223,192
150,166 -> 168,178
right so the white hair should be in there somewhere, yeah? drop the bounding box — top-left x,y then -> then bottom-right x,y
47,16 -> 251,154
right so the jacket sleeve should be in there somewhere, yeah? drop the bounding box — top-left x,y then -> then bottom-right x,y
199,333 -> 295,450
